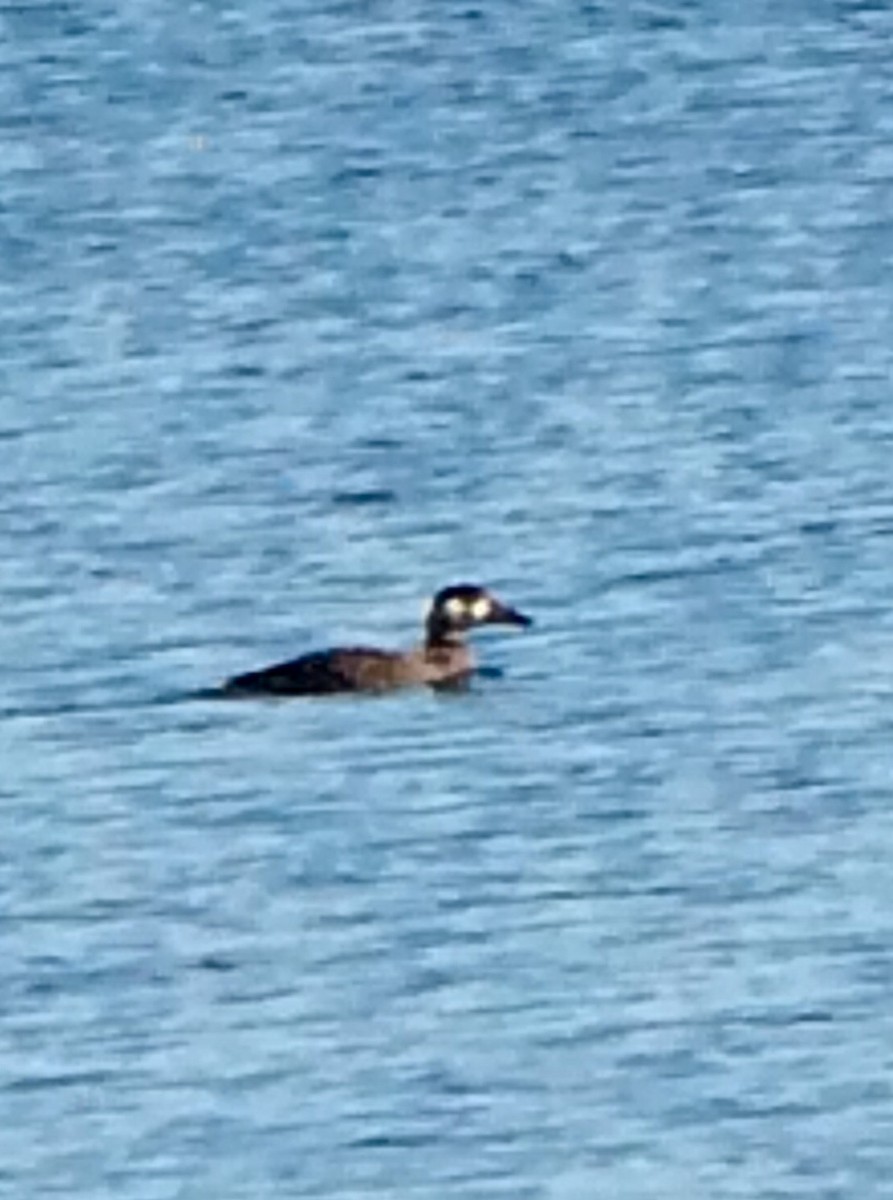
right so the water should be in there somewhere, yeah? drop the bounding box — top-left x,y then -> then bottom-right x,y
3,2 -> 893,1196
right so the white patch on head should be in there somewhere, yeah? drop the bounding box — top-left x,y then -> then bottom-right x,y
445,596 -> 467,619
470,595 -> 491,621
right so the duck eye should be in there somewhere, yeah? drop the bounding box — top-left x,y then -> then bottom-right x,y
470,596 -> 491,621
444,596 -> 467,619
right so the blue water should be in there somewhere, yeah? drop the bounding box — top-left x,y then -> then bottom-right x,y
4,2 -> 893,1196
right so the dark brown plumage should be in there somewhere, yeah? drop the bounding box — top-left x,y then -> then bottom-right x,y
223,584 -> 531,697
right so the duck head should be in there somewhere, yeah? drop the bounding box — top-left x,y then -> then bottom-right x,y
425,583 -> 532,645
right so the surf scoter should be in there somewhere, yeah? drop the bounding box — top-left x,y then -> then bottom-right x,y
222,583 -> 532,696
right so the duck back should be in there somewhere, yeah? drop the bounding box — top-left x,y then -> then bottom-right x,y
224,643 -> 472,696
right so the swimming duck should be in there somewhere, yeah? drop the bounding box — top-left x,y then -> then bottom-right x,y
223,583 -> 532,696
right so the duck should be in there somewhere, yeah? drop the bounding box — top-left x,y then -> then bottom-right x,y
222,583 -> 532,696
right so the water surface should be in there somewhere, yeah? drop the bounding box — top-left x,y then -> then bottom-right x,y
3,2 -> 893,1196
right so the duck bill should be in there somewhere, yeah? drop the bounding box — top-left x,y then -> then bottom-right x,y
490,601 -> 533,628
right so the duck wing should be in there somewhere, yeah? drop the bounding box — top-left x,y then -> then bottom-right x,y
223,646 -> 403,696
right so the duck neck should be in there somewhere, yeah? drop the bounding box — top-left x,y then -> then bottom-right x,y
425,613 -> 464,651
